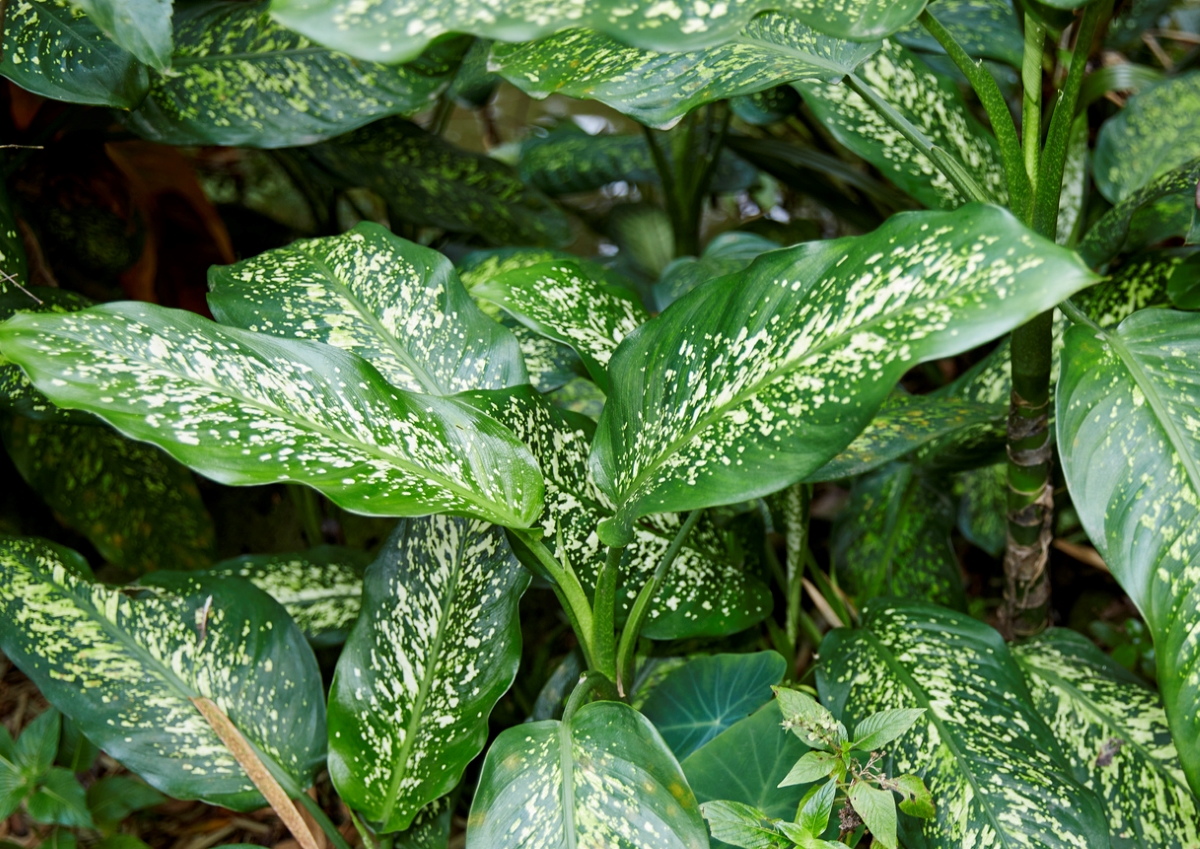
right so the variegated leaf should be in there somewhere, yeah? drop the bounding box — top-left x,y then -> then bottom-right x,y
393,796 -> 452,849
1057,306 -> 1200,795
589,204 -> 1099,543
0,184 -> 27,295
1079,159 -> 1200,268
0,536 -> 326,810
818,600 -> 1110,849
1,416 -> 216,574
0,302 -> 545,528
123,2 -> 466,148
796,40 -> 1007,210
208,223 -> 526,395
470,260 -> 647,392
1094,72 -> 1200,204
0,289 -> 94,424
466,699 -> 707,849
203,547 -> 372,647
491,16 -> 880,129
327,517 -> 528,833
0,0 -> 150,108
1073,251 -> 1176,327
831,463 -> 965,610
1013,628 -> 1200,848
68,0 -> 171,70
653,232 -> 780,313
895,0 -> 1023,67
461,385 -> 772,639
955,463 -> 1006,558
270,0 -> 923,66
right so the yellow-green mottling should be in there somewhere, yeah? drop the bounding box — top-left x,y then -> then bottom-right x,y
894,0 -> 1023,67
1074,251 -> 1177,328
326,517 -> 529,833
0,187 -> 27,295
1014,629 -> 1200,849
0,536 -> 326,809
818,600 -> 1111,848
467,699 -> 708,848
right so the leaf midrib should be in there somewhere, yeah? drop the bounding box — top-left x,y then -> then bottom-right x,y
733,31 -> 864,78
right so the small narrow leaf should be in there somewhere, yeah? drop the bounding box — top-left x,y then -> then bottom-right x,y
851,708 -> 925,752
778,751 -> 838,787
699,800 -> 785,849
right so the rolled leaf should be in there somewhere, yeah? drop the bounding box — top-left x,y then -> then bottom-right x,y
818,599 -> 1111,848
124,2 -> 465,148
0,302 -> 545,528
1013,628 -> 1200,847
0,537 -> 326,810
1057,306 -> 1200,795
0,0 -> 150,108
1079,159 -> 1200,268
327,517 -> 529,833
208,223 -> 527,395
69,0 -> 171,70
589,204 -> 1099,542
466,699 -> 707,848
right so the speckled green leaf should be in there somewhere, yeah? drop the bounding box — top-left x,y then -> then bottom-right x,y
796,41 -> 1007,210
0,289 -> 94,424
123,2 -> 465,148
208,223 -> 526,395
393,796 -> 452,849
729,85 -> 802,125
1013,628 -> 1200,849
590,204 -> 1099,542
203,547 -> 371,648
639,652 -> 786,761
1,416 -> 216,573
491,16 -> 880,130
471,260 -> 647,392
1073,251 -> 1176,327
0,536 -> 326,810
1079,159 -> 1200,268
466,699 -> 707,849
0,0 -> 150,108
832,463 -> 965,610
895,0 -> 1023,67
458,247 -> 634,295
1057,307 -> 1200,796
69,0 -> 171,71
653,232 -> 780,313
462,385 -> 772,639
0,302 -> 545,528
327,516 -> 528,833
681,701 -> 811,849
305,118 -> 569,247
270,0 -> 922,67
956,462 -> 1006,558
818,599 -> 1110,849
1095,72 -> 1200,204
1168,253 -> 1200,310
0,186 -> 27,295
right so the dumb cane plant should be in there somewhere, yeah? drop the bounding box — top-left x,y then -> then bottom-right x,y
2,0 -> 1200,847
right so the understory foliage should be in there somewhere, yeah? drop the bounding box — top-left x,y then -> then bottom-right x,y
2,1 -> 1200,848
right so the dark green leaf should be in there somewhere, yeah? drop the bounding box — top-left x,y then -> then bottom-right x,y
26,768 -> 92,828
327,517 -> 528,833
86,777 -> 165,828
305,118 -> 569,247
1167,252 -> 1200,310
0,537 -> 326,810
0,0 -> 149,108
467,699 -> 707,848
393,796 -> 452,849
124,2 -> 465,148
208,222 -> 527,395
56,717 -> 98,774
69,0 -> 171,70
1057,306 -> 1200,795
93,837 -> 152,849
1079,159 -> 1200,268
895,0 -> 1023,67
832,463 -> 966,611
1,416 -> 217,573
0,289 -> 95,424
639,652 -> 786,760
818,600 -> 1111,848
1013,628 -> 1200,848
530,651 -> 585,722
729,86 -> 801,125
0,302 -> 545,527
447,37 -> 497,108
699,799 -> 786,849
1075,251 -> 1177,328
955,463 -> 1006,558
0,188 -> 28,297
590,204 -> 1097,543
653,232 -> 780,313
40,829 -> 77,849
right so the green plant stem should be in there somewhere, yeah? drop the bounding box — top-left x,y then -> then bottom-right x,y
562,671 -> 621,725
645,106 -> 730,257
782,483 -> 811,648
294,790 -> 353,849
845,73 -> 991,204
1021,13 -> 1047,200
511,530 -> 597,668
919,9 -> 1031,217
614,510 -> 702,694
591,544 -> 624,680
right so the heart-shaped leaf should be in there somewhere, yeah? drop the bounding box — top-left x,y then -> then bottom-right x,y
327,517 -> 529,833
1057,305 -> 1200,795
1013,628 -> 1200,847
0,536 -> 326,809
1079,159 -> 1200,268
208,223 -> 527,395
491,16 -> 880,129
0,302 -> 544,528
590,204 -> 1099,543
124,2 -> 465,148
68,0 -> 171,70
0,0 -> 150,107
818,600 -> 1111,848
467,699 -> 707,848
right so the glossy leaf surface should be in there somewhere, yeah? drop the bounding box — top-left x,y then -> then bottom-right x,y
0,302 -> 545,528
70,0 -> 171,70
895,0 -> 1022,66
1074,251 -> 1176,327
653,232 -> 780,313
590,204 -> 1099,541
819,600 -> 1110,848
467,699 -> 707,849
0,537 -> 326,810
0,289 -> 94,424
328,517 -> 528,832
209,223 -> 526,395
1079,159 -> 1200,268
